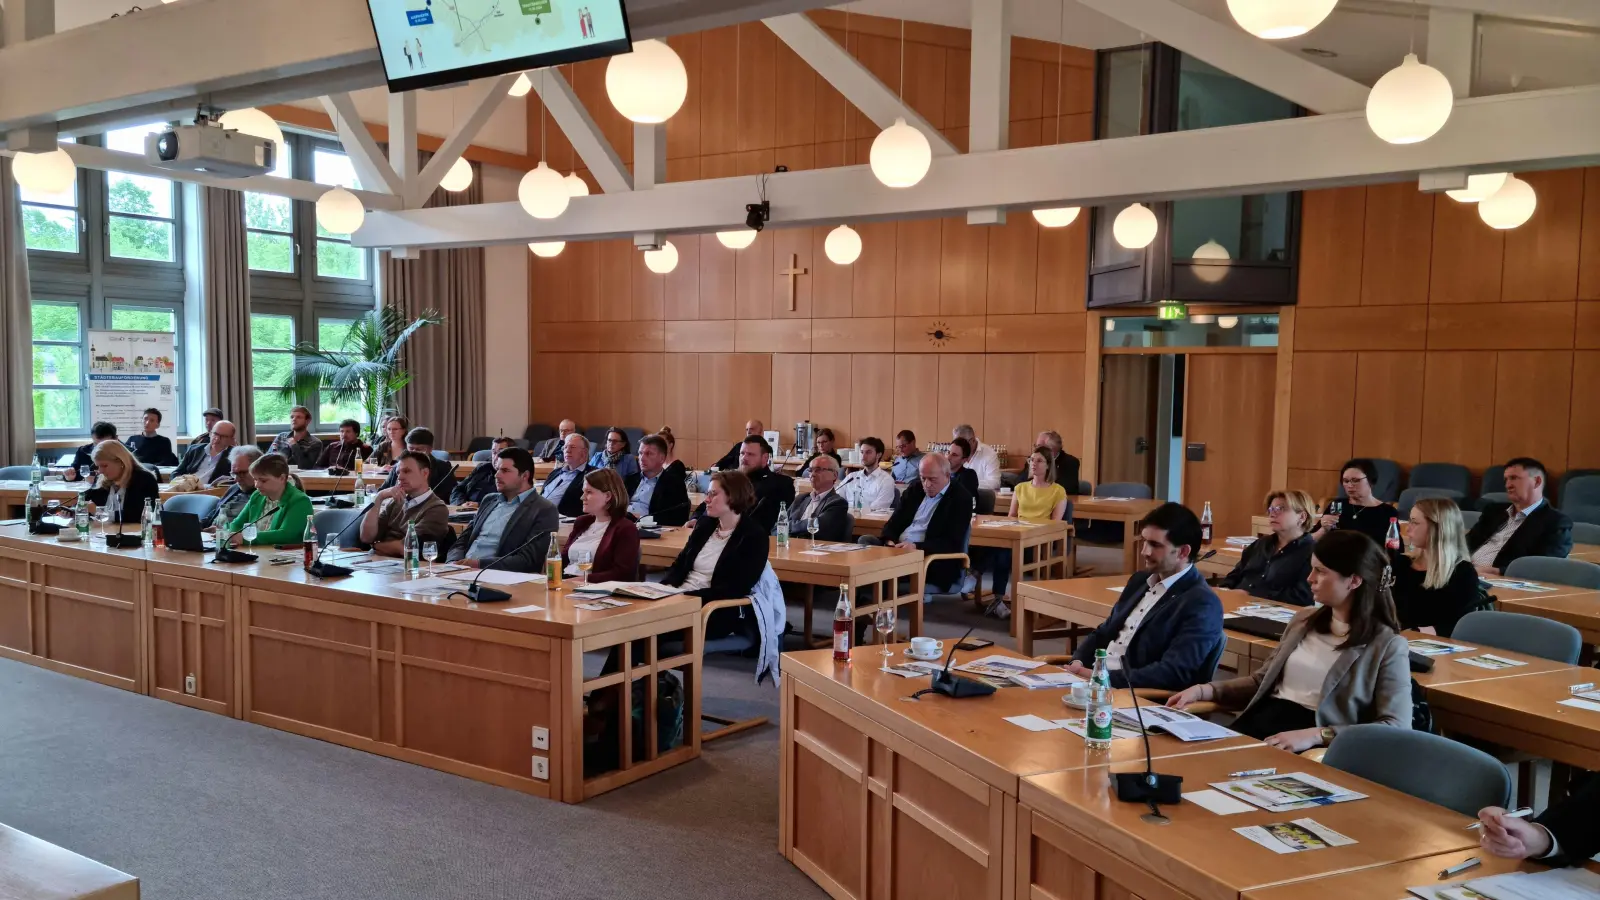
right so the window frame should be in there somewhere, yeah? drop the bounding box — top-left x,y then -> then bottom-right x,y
102,124 -> 184,272
28,295 -> 88,438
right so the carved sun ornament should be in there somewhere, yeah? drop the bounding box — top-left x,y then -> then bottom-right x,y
926,321 -> 955,347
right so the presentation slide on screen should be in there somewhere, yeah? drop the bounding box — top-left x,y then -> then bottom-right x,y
370,0 -> 628,81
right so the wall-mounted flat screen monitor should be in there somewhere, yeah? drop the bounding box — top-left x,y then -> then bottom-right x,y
367,0 -> 632,93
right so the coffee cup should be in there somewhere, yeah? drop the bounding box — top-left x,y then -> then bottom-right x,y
1068,681 -> 1091,707
909,636 -> 943,658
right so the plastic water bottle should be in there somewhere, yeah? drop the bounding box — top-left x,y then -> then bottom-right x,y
776,501 -> 790,548
74,503 -> 90,540
403,521 -> 420,578
140,500 -> 154,546
1085,649 -> 1114,751
1385,517 -> 1401,551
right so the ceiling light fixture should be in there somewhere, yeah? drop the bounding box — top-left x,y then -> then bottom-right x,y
1218,315 -> 1240,329
1192,238 -> 1230,283
520,72 -> 569,219
606,39 -> 688,124
565,172 -> 589,197
316,187 -> 365,234
717,229 -> 757,249
825,224 -> 862,265
509,73 -> 533,97
12,148 -> 77,194
1446,172 -> 1507,203
1032,207 -> 1081,228
1227,0 -> 1338,39
1033,2 -> 1080,228
1113,203 -> 1158,249
1190,314 -> 1216,325
1477,174 -> 1537,229
440,157 -> 473,192
644,240 -> 679,274
869,20 -> 931,188
1366,53 -> 1453,144
528,241 -> 565,258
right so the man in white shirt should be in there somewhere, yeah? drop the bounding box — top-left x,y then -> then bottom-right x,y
952,423 -> 1002,492
1466,457 -> 1574,575
838,436 -> 897,511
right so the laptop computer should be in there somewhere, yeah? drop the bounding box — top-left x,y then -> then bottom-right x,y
162,511 -> 212,552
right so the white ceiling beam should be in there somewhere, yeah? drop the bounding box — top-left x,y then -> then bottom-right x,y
319,94 -> 402,197
1423,0 -> 1600,29
635,124 -> 667,190
764,13 -> 959,156
388,91 -> 419,191
531,69 -> 632,193
967,0 -> 1010,225
1427,8 -> 1478,99
412,74 -> 518,203
353,84 -> 1600,251
0,0 -> 56,151
1074,0 -> 1370,114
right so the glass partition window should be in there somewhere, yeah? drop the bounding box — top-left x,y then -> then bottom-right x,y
19,137 -> 79,254
104,125 -> 177,262
31,302 -> 84,433
1103,313 -> 1280,349
251,314 -> 296,426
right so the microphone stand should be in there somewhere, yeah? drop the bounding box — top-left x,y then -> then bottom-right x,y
1112,677 -> 1184,821
307,501 -> 371,578
447,526 -> 550,603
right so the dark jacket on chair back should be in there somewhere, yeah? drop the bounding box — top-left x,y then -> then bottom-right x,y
881,479 -> 973,589
1466,500 -> 1574,572
1070,566 -> 1225,691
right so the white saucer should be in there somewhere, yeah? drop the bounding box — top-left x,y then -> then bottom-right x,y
903,648 -> 943,662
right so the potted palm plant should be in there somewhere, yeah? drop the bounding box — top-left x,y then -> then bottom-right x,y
278,305 -> 443,440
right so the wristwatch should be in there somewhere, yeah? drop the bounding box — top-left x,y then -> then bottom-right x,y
1319,726 -> 1336,745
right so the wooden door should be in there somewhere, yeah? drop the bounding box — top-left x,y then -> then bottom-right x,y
1096,355 -> 1159,490
1184,353 -> 1275,541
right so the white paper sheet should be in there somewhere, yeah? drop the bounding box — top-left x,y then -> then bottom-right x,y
1463,867 -> 1600,900
1454,653 -> 1526,670
1004,714 -> 1064,732
443,569 -> 545,586
501,604 -> 544,614
1183,789 -> 1255,816
1234,818 -> 1356,854
1558,697 -> 1600,713
955,655 -> 1046,677
1409,639 -> 1475,655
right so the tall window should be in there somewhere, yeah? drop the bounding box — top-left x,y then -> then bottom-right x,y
245,142 -> 295,273
104,126 -> 177,263
316,318 -> 366,424
312,149 -> 366,281
20,137 -> 79,254
251,314 -> 296,426
31,300 -> 84,432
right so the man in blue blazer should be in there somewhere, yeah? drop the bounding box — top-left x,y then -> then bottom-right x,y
1066,502 -> 1225,691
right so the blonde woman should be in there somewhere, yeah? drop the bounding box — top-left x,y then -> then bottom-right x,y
1392,497 -> 1480,637
82,441 -> 160,524
1220,490 -> 1317,606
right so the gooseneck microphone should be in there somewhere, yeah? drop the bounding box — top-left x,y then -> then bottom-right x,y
1112,678 -> 1184,821
448,526 -> 549,604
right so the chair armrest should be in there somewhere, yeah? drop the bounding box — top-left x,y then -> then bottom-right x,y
921,552 -> 968,573
1133,688 -> 1174,702
699,597 -> 752,623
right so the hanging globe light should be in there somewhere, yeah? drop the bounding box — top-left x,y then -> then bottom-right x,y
565,172 -> 589,197
1226,0 -> 1338,39
1112,203 -> 1158,249
1192,238 -> 1231,283
315,187 -> 365,234
1446,172 -> 1508,203
528,242 -> 565,258
1478,174 -> 1537,230
824,225 -> 862,265
439,157 -> 473,192
606,39 -> 688,124
869,118 -> 932,188
509,73 -> 533,97
643,240 -> 679,274
518,161 -> 570,219
1366,53 -> 1454,145
1032,207 -> 1081,228
716,229 -> 757,250
12,148 -> 77,194
218,108 -> 284,147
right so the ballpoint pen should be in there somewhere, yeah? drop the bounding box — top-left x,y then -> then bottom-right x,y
1438,857 -> 1481,879
1466,807 -> 1532,829
1228,767 -> 1276,778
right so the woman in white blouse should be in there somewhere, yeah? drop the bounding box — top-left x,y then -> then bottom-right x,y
1167,530 -> 1411,753
662,471 -> 768,644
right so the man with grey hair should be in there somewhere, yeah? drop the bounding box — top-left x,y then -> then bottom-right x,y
533,419 -> 577,460
1030,429 -> 1081,492
952,424 -> 1001,492
787,453 -> 850,542
176,419 -> 237,485
540,432 -> 595,517
207,446 -> 263,528
867,453 -> 975,594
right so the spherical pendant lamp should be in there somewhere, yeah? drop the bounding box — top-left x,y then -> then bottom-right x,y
716,229 -> 757,250
315,187 -> 365,234
1192,238 -> 1231,283
509,73 -> 533,97
12,148 -> 77,194
1477,175 -> 1537,230
564,172 -> 590,197
1112,203 -> 1158,249
606,39 -> 688,124
1226,0 -> 1338,39
869,118 -> 932,188
1366,53 -> 1454,145
824,225 -> 862,265
217,108 -> 284,147
1032,207 -> 1081,228
518,161 -> 570,219
528,242 -> 565,258
1446,172 -> 1508,203
439,157 -> 473,192
643,240 -> 679,274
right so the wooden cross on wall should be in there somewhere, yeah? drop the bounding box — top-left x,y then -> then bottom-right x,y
780,253 -> 808,312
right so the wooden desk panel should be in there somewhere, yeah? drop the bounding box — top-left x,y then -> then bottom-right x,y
1243,851 -> 1600,899
1573,543 -> 1600,564
1427,666 -> 1600,770
147,568 -> 234,716
1068,496 -> 1162,575
0,822 -> 139,900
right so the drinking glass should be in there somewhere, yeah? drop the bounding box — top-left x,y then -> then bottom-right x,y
874,607 -> 897,670
423,541 -> 439,576
572,547 -> 594,584
807,516 -> 820,547
242,523 -> 259,546
77,465 -> 90,482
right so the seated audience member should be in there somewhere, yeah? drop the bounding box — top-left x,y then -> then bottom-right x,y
987,446 -> 1072,617
952,423 -> 1001,491
1033,430 -> 1081,491
661,471 -> 769,644
626,434 -> 690,526
1393,497 -> 1482,637
891,430 -> 925,484
268,405 -> 325,470
713,419 -> 765,471
126,408 -> 178,467
588,427 -> 640,479
563,469 -> 641,583
369,416 -> 409,468
65,421 -> 120,481
208,446 -> 263,528
317,418 -> 369,471
838,437 -> 896,511
738,435 -> 794,535
533,419 -> 576,461
1479,776 -> 1600,867
1169,530 -> 1411,752
173,419 -> 237,485
452,437 -> 513,506
221,453 -> 314,547
81,441 -> 160,525
1064,502 -> 1223,690
378,427 -> 457,503
657,426 -> 683,469
1467,456 -> 1573,576
541,433 -> 597,517
1312,458 -> 1399,548
359,451 -> 451,557
198,407 -> 224,443
448,448 -> 559,570
788,454 -> 850,542
871,453 -> 973,593
798,428 -> 842,478
946,437 -> 980,501
1221,490 -> 1316,607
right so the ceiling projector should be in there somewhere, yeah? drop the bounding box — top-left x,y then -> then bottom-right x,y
144,123 -> 275,177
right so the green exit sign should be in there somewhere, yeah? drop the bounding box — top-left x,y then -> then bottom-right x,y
1158,303 -> 1187,320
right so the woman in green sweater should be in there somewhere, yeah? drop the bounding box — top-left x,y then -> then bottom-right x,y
225,452 -> 314,547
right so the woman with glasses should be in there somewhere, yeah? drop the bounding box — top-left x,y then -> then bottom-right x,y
1313,458 -> 1398,548
222,453 -> 314,547
1220,490 -> 1316,606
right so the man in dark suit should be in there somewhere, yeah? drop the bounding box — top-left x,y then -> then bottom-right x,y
540,433 -> 596,517
126,408 -> 178,466
1065,502 -> 1224,690
378,426 -> 456,504
1037,430 -> 1081,492
788,454 -> 850,542
448,448 -> 560,572
713,419 -> 765,471
876,453 -> 973,592
451,436 -> 513,506
63,421 -> 119,481
739,435 -> 793,535
173,419 -> 237,485
1467,457 -> 1574,575
1480,774 -> 1600,866
625,434 -> 690,526
532,419 -> 576,461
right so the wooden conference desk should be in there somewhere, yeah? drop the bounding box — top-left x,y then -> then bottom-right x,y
1069,496 -> 1162,574
0,822 -> 139,900
851,512 -> 1072,617
1429,666 -> 1600,771
1243,851 -> 1600,899
0,480 -> 226,518
1574,542 -> 1600,564
0,526 -> 703,803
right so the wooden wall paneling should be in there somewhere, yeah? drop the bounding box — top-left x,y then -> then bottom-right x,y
773,40 -> 817,149
771,354 -> 813,436
570,241 -> 602,321
983,355 -> 1036,456
625,353 -> 666,431
1580,168 -> 1600,300
813,46 -> 848,145
1579,302 -> 1600,349
985,216 -> 1039,315
849,34 -> 901,139
1298,187 -> 1366,307
812,228 -> 855,318
813,317 -> 895,353
531,250 -> 572,322
937,355 -> 988,438
530,321 -> 665,353
735,231 -> 776,320
1360,183 -> 1433,307
1502,168 -> 1584,303
1287,468 -> 1339,503
700,354 -> 773,447
986,314 -> 1085,353
1351,351 -> 1426,464
939,218 -> 989,315
699,26 -> 739,156
852,222 -> 899,317
893,355 -> 941,445
699,235 -> 737,320
809,354 -> 854,446
1035,219 -> 1088,313
664,34 -> 702,159
895,219 -> 943,316
1294,305 -> 1428,352
1571,351 -> 1600,469
944,48 -> 971,130
737,22 -> 777,152
735,319 -> 812,354
895,316 -> 988,353
1429,194 -> 1504,305
1184,354 -> 1277,541
633,249 -> 666,321
1427,301 -> 1577,350
1010,56 -> 1045,122
663,320 -> 735,353
1286,352 -> 1357,471
666,155 -> 700,183
663,354 -> 701,441
1271,306 -> 1296,490
1419,352 -> 1499,467
850,354 -> 896,443
903,39 -> 949,129
596,240 -> 634,322
529,354 -> 567,426
1032,353 -> 1086,458
1492,351 -> 1573,471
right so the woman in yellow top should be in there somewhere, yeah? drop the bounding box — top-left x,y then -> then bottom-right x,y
986,447 -> 1070,619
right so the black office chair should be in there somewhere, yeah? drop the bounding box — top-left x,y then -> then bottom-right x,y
0,465 -> 35,481
464,436 -> 495,457
162,493 -> 220,523
313,509 -> 362,548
